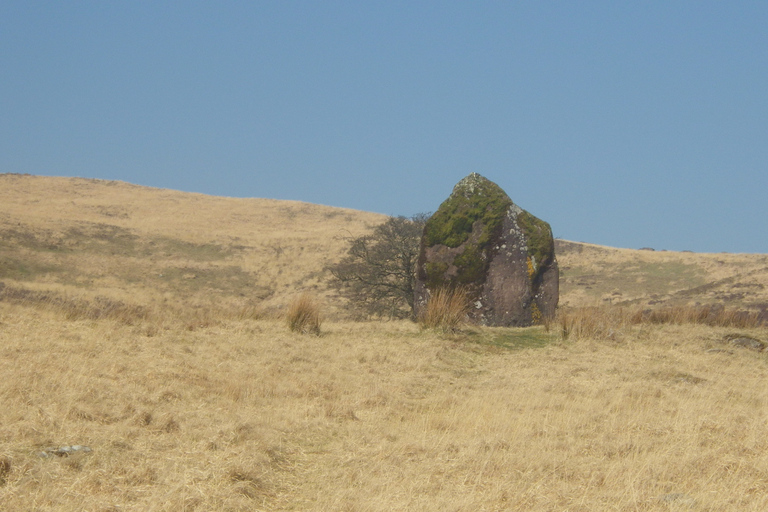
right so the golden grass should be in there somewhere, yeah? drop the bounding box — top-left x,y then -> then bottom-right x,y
559,305 -> 764,341
2,301 -> 768,511
418,286 -> 471,331
286,293 -> 322,335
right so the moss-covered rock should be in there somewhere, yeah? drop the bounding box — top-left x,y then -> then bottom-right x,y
517,210 -> 555,283
423,173 -> 512,249
420,173 -> 512,289
415,173 -> 559,327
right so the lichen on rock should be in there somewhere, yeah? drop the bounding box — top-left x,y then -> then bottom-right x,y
516,209 -> 555,282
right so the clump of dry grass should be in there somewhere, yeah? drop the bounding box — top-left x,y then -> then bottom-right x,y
419,286 -> 471,331
558,306 -> 633,341
0,455 -> 11,486
637,304 -> 762,328
559,304 -> 764,341
286,293 -> 322,334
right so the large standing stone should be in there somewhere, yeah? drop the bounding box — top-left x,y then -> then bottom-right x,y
414,173 -> 558,326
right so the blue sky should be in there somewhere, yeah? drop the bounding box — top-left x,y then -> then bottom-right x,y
2,2 -> 766,253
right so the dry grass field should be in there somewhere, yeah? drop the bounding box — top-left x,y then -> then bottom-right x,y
1,174 -> 768,511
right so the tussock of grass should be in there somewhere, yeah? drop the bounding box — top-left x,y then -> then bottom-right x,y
559,304 -> 764,341
637,304 -> 762,328
0,456 -> 11,485
418,286 -> 471,331
558,306 -> 633,341
286,293 -> 322,334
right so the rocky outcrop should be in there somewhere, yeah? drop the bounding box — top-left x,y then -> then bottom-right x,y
414,173 -> 558,326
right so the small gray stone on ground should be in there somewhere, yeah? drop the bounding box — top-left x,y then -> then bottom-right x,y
724,334 -> 765,351
39,445 -> 93,458
658,493 -> 697,507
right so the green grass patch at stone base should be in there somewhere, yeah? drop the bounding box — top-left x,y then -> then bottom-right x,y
462,326 -> 559,350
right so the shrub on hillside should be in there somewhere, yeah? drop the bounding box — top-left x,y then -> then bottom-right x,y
286,293 -> 322,335
328,214 -> 427,319
418,286 -> 471,331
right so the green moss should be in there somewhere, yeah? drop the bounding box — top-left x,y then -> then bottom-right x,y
461,327 -> 558,350
453,245 -> 485,285
421,175 -> 512,291
517,211 -> 554,281
425,261 -> 449,289
423,175 -> 512,249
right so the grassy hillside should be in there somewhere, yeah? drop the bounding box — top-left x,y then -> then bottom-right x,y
1,174 -> 768,510
557,240 -> 768,314
2,174 -> 767,320
0,173 -> 386,321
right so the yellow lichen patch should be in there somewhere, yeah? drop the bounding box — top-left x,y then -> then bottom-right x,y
530,301 -> 542,324
527,256 -> 536,279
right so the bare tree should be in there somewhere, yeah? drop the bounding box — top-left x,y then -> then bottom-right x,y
328,214 -> 427,319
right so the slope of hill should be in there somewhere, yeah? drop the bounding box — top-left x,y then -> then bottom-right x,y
1,173 -> 767,319
0,173 -> 386,319
556,240 -> 768,313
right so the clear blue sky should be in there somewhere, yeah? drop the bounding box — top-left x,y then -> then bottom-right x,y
2,2 -> 766,253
